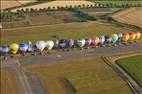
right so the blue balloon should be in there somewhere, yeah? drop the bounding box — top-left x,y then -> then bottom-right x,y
19,43 -> 28,52
2,44 -> 9,53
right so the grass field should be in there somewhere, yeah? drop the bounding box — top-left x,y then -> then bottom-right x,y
0,68 -> 20,94
117,55 -> 142,87
23,57 -> 132,94
1,22 -> 131,44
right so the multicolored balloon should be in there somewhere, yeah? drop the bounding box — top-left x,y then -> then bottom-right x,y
10,43 -> 19,54
2,44 -> 9,54
111,34 -> 118,43
99,35 -> 105,44
128,32 -> 136,41
19,43 -> 28,53
92,36 -> 100,47
76,38 -> 85,47
85,38 -> 92,47
45,40 -> 54,50
122,33 -> 129,42
36,40 -> 46,52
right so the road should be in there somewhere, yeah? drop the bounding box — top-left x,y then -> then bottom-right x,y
1,42 -> 142,94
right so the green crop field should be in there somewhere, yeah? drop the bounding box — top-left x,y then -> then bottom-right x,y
23,57 -> 132,94
1,22 -> 131,44
117,55 -> 142,87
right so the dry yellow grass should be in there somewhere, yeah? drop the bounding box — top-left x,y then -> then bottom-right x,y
0,0 -> 36,10
111,8 -> 142,28
1,68 -> 20,94
23,57 -> 132,94
12,1 -> 95,12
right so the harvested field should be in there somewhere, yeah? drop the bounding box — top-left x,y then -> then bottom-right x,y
0,0 -> 36,10
111,8 -> 142,28
12,1 -> 95,12
117,55 -> 142,87
23,57 -> 133,94
0,68 -> 20,94
1,22 -> 131,44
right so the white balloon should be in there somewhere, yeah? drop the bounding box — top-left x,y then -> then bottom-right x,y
28,41 -> 33,52
36,40 -> 46,52
45,40 -> 54,50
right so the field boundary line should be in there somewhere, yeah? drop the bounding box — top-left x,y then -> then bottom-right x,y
102,52 -> 142,94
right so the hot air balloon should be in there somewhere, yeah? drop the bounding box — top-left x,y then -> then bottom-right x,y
19,43 -> 28,56
117,33 -> 123,41
99,35 -> 105,46
10,43 -> 19,54
122,33 -> 129,42
45,40 -> 54,50
2,44 -> 9,54
76,38 -> 85,49
53,39 -> 59,49
105,36 -> 112,46
128,32 -> 136,41
0,46 -> 2,54
67,39 -> 74,48
85,38 -> 92,48
59,39 -> 67,49
91,36 -> 100,48
28,41 -> 33,52
111,34 -> 118,46
135,32 -> 141,40
36,40 -> 46,54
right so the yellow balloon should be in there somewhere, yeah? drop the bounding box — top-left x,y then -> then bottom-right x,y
135,32 -> 141,40
122,33 -> 129,42
128,32 -> 136,41
10,43 -> 19,54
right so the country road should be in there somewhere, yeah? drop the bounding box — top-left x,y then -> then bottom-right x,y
1,42 -> 142,94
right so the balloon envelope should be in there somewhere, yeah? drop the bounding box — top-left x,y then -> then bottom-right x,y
105,36 -> 112,43
76,38 -> 85,47
122,33 -> 129,42
85,38 -> 92,46
92,36 -> 100,46
128,32 -> 136,41
53,40 -> 59,48
19,43 -> 28,52
117,33 -> 123,38
99,36 -> 105,44
45,40 -> 54,50
111,34 -> 118,43
2,44 -> 9,53
59,39 -> 67,48
135,32 -> 141,40
10,43 -> 19,54
36,41 -> 46,52
67,39 -> 74,48
28,41 -> 33,52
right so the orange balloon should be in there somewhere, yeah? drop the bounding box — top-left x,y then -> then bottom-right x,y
92,36 -> 100,46
122,33 -> 129,42
128,32 -> 136,41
